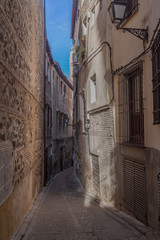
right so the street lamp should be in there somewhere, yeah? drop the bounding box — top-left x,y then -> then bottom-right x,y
108,0 -> 148,42
64,114 -> 69,126
108,0 -> 127,24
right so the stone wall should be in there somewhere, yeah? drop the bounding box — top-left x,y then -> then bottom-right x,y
0,0 -> 44,239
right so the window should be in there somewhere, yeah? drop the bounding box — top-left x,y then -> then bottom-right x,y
56,77 -> 59,91
47,106 -> 52,128
118,62 -> 144,147
56,111 -> 59,126
152,30 -> 160,124
90,74 -> 96,104
60,81 -> 63,94
45,58 -> 48,77
125,0 -> 138,19
48,63 -> 50,83
64,85 -> 66,97
91,7 -> 95,26
52,70 -> 54,81
100,0 -> 103,10
62,113 -> 64,128
49,107 -> 52,128
59,112 -> 63,127
78,94 -> 85,132
83,17 -> 87,35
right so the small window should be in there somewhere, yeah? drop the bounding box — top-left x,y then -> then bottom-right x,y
91,7 -> 95,26
49,107 -> 52,128
56,77 -> 59,91
152,29 -> 160,124
118,62 -> 144,147
45,58 -> 48,76
62,113 -> 64,128
48,64 -> 50,83
100,0 -> 103,10
52,70 -> 54,81
59,112 -> 62,127
90,74 -> 96,104
64,85 -> 66,97
60,81 -> 63,94
46,105 -> 49,127
47,106 -> 52,128
83,16 -> 87,35
56,111 -> 59,126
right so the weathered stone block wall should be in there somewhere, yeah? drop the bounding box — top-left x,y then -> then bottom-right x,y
0,0 -> 44,239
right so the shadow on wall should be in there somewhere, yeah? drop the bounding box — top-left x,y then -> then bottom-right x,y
82,144 -> 118,209
75,0 -> 119,209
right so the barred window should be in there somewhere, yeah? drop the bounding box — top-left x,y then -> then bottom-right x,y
56,111 -> 59,126
125,0 -> 138,19
64,85 -> 66,97
118,62 -> 144,147
152,30 -> 160,124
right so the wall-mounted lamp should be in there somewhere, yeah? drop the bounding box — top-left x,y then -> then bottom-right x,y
64,114 -> 69,125
108,0 -> 148,42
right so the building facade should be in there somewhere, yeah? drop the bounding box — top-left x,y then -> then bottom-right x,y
71,0 -> 160,232
52,60 -> 73,173
71,0 -> 117,203
45,39 -> 54,184
0,1 -> 44,239
46,39 -> 73,177
110,0 -> 160,230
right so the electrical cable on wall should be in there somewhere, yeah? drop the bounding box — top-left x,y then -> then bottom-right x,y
114,18 -> 160,75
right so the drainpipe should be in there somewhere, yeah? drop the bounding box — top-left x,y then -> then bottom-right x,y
43,0 -> 46,186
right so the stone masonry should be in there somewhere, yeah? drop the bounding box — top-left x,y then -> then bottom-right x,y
0,1 -> 44,239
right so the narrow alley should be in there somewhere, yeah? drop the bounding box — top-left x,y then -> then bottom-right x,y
1,0 -> 160,239
12,168 -> 159,240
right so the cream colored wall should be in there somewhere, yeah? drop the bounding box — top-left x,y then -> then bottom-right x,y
69,47 -> 74,80
77,0 -> 113,113
109,0 -> 160,151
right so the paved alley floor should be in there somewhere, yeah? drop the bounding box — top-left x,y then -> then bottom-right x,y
12,168 -> 160,240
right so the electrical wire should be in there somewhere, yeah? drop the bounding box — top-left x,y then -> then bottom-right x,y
114,18 -> 160,75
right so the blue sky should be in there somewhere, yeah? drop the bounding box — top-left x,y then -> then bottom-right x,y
46,0 -> 73,78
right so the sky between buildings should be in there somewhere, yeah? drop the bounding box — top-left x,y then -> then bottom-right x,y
46,0 -> 73,79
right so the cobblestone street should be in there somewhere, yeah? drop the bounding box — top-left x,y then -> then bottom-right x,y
12,168 -> 160,240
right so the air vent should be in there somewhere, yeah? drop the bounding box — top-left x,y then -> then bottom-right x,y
124,159 -> 147,224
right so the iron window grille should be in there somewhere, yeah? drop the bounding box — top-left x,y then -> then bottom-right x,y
152,29 -> 160,124
56,111 -> 59,127
49,107 -> 52,128
64,85 -> 66,97
118,62 -> 144,147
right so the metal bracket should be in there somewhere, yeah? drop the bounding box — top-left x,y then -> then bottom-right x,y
117,26 -> 148,42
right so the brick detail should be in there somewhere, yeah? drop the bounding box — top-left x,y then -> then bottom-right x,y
89,107 -> 116,203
